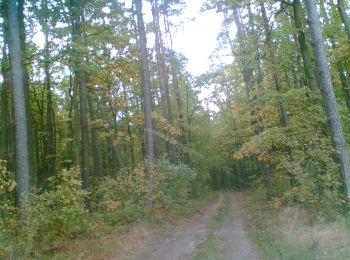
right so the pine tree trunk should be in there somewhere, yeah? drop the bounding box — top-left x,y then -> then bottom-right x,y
87,94 -> 103,177
0,14 -> 10,162
17,0 -> 34,182
135,0 -> 155,161
8,0 -> 30,206
305,0 -> 350,199
69,0 -> 90,192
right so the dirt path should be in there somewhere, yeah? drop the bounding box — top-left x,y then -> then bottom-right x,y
138,192 -> 261,260
214,192 -> 261,260
139,193 -> 223,260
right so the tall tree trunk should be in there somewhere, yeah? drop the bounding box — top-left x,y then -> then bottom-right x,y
67,72 -> 75,168
162,10 -> 186,163
336,63 -> 350,112
135,0 -> 155,161
232,8 -> 253,98
122,84 -> 135,167
152,0 -> 177,163
292,0 -> 318,91
43,11 -> 56,177
17,0 -> 34,182
70,0 -> 90,192
337,0 -> 350,40
320,0 -> 350,112
305,0 -> 350,199
87,94 -> 103,177
8,0 -> 30,206
1,9 -> 10,162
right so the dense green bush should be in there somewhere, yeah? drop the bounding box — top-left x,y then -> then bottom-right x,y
30,168 -> 90,248
93,162 -> 153,224
94,159 -> 197,222
156,159 -> 197,206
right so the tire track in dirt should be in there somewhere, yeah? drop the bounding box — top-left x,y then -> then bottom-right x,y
139,193 -> 224,260
137,192 -> 261,260
213,192 -> 261,260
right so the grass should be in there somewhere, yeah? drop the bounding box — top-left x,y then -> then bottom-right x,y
192,193 -> 231,260
48,191 -> 217,260
242,192 -> 350,260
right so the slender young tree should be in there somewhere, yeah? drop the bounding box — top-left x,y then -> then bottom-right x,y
41,0 -> 56,177
260,1 -> 289,127
305,0 -> 350,199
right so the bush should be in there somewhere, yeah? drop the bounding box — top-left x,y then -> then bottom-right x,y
30,168 -> 90,249
0,159 -> 202,258
94,161 -> 158,224
0,167 -> 90,258
156,159 -> 196,206
0,160 -> 17,258
94,159 -> 197,222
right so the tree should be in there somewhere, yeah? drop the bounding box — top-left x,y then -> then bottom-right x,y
7,0 -> 30,206
152,0 -> 177,163
337,0 -> 350,41
135,0 -> 156,161
305,0 -> 350,199
69,0 -> 90,192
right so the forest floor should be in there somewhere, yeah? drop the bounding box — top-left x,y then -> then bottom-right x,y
52,191 -> 261,259
52,191 -> 350,259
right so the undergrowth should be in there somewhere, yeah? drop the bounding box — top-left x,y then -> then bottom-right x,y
244,192 -> 350,259
0,159 -> 205,259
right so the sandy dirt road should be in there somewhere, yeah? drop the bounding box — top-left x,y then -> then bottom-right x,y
138,192 -> 261,260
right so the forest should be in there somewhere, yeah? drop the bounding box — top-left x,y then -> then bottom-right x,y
0,0 -> 350,258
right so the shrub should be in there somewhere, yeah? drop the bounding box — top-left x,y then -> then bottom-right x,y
0,160 -> 17,258
94,159 -> 197,222
156,159 -> 197,206
0,167 -> 90,258
30,168 -> 90,249
94,161 -> 157,223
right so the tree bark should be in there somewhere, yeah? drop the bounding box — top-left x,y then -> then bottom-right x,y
69,0 -> 90,192
1,6 -> 10,162
320,0 -> 350,113
42,7 -> 56,177
305,0 -> 350,199
135,0 -> 156,161
8,0 -> 30,206
87,94 -> 103,177
152,0 -> 177,164
292,0 -> 318,90
337,0 -> 350,40
17,0 -> 34,182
